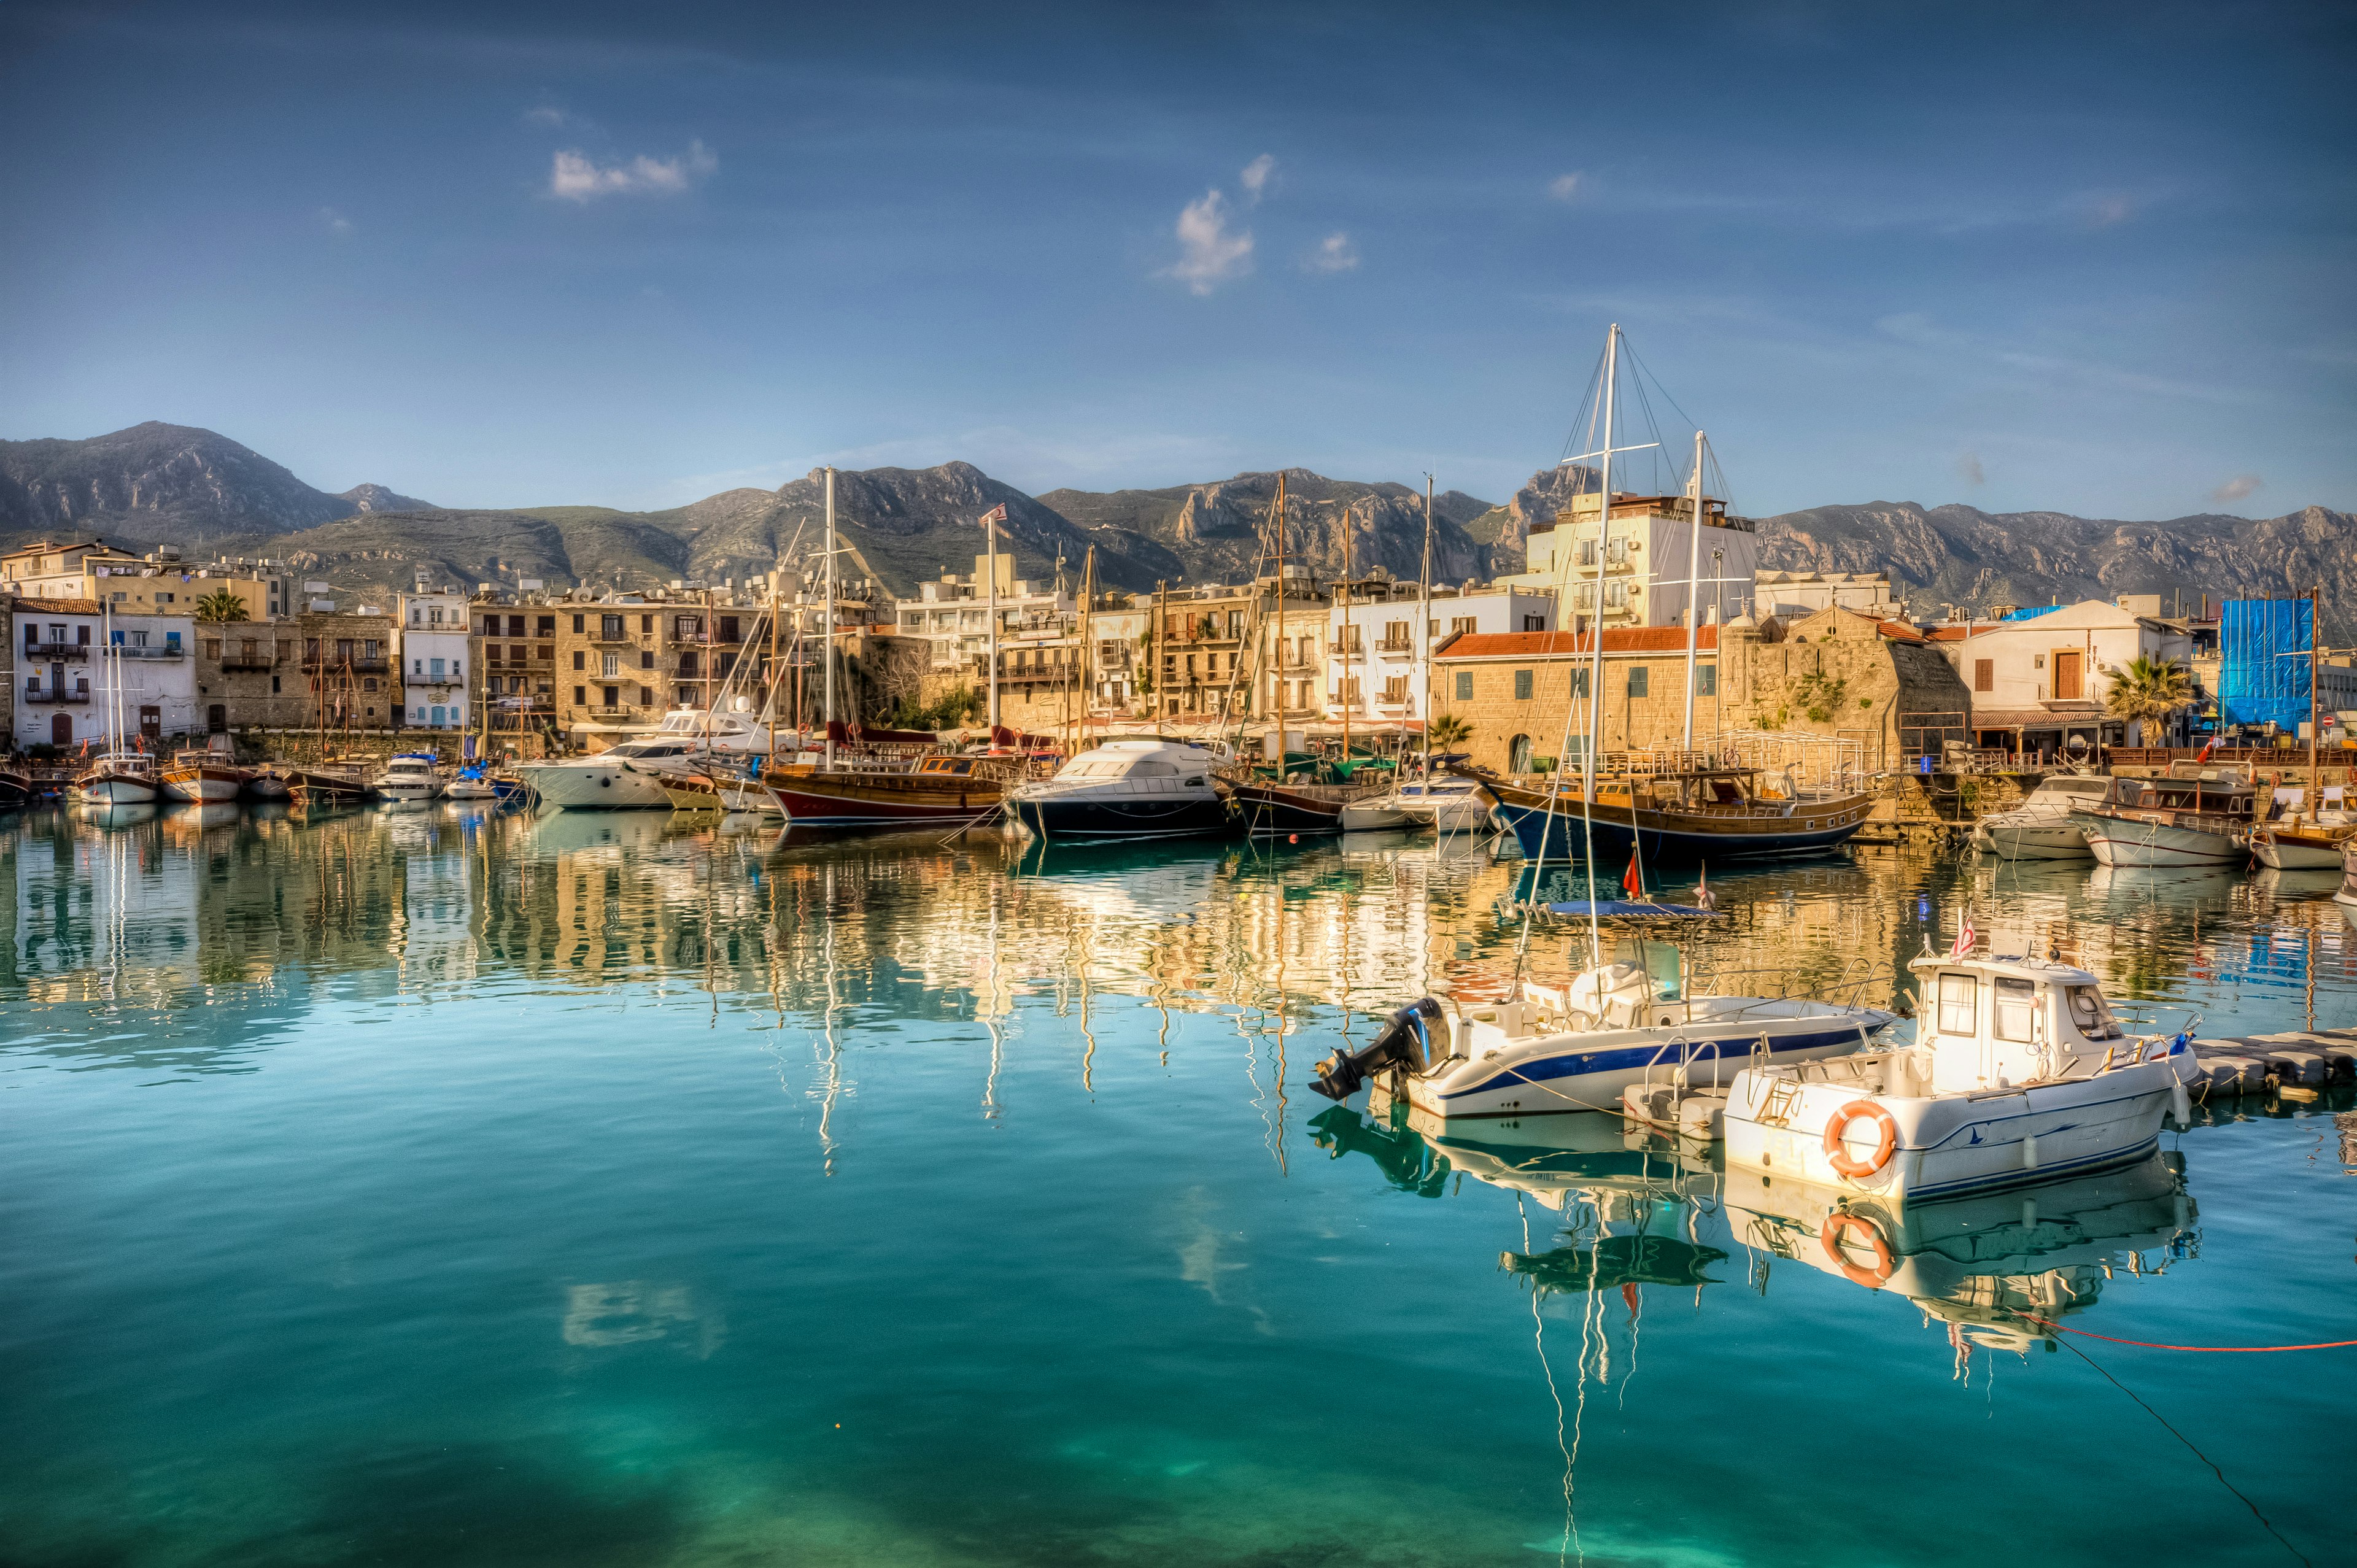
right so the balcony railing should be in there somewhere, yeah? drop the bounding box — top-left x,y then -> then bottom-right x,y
584,705 -> 637,718
24,643 -> 88,660
112,645 -> 184,659
22,689 -> 91,705
303,656 -> 389,673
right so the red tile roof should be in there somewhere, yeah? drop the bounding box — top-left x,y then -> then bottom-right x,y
1437,628 -> 1718,660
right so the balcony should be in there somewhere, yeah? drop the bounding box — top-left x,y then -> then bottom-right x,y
585,705 -> 637,719
303,656 -> 389,673
24,643 -> 88,660
112,644 -> 184,659
21,689 -> 91,705
1377,637 -> 1414,654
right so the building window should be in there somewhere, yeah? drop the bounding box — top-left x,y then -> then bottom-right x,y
1627,666 -> 1649,698
538,616 -> 557,636
573,650 -> 585,670
271,676 -> 281,693
641,650 -> 654,669
572,614 -> 586,634
603,685 -> 619,708
601,652 -> 620,678
1974,658 -> 1994,693
638,686 -> 652,706
1522,614 -> 1546,632
574,685 -> 587,705
1514,670 -> 1533,700
1697,664 -> 1716,697
1455,671 -> 1473,701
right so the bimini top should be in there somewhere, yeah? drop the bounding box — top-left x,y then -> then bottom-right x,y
1905,946 -> 2100,988
1542,898 -> 1724,920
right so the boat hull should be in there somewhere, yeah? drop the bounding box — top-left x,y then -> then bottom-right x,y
78,774 -> 159,806
160,767 -> 249,804
1222,779 -> 1387,836
1391,1010 -> 1893,1121
1724,1050 -> 2194,1201
2078,811 -> 2245,867
2251,830 -> 2348,870
1973,817 -> 2091,859
1490,792 -> 1869,862
1015,792 -> 1236,842
516,762 -> 671,809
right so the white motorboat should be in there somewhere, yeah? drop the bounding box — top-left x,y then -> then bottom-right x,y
1365,774 -> 1492,834
1722,944 -> 2199,1202
1338,796 -> 1416,832
2337,838 -> 2357,911
516,707 -> 775,811
1968,774 -> 2109,860
2072,762 -> 2254,867
372,752 -> 444,802
2249,788 -> 2352,868
443,768 -> 498,801
1310,932 -> 1895,1122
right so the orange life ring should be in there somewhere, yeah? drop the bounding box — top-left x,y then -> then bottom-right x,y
1821,1211 -> 1894,1288
1822,1100 -> 1899,1178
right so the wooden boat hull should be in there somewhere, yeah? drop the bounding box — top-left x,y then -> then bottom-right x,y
1487,781 -> 1870,862
244,773 -> 292,801
765,765 -> 1002,827
0,770 -> 31,811
284,770 -> 371,806
1220,779 -> 1390,836
160,765 -> 249,804
2251,828 -> 2350,870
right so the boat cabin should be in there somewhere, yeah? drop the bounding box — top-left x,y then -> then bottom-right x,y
2093,763 -> 2254,821
915,757 -> 981,778
1905,951 -> 2131,1094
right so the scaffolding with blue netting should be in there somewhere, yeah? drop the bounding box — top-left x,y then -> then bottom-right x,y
2217,598 -> 2311,730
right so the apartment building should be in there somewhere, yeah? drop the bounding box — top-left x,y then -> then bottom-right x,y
192,622 -> 294,735
0,540 -> 294,620
295,608 -> 398,732
12,601 -> 196,749
1325,576 -> 1555,730
1503,490 -> 1757,631
398,587 -> 471,731
471,593 -> 562,741
551,593 -> 764,748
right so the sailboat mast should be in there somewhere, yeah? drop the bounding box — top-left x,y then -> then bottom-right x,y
1681,428 -> 1706,753
986,502 -> 1000,738
1582,325 -> 1622,965
823,466 -> 837,767
1272,474 -> 1287,759
1339,498 -> 1351,765
1419,474 -> 1433,774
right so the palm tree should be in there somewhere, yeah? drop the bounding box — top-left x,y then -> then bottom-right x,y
194,589 -> 250,624
2103,654 -> 2194,745
1428,713 -> 1475,750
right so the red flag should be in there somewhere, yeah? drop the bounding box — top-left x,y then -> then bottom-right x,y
1950,916 -> 1975,959
1622,848 -> 1643,898
975,503 -> 1009,536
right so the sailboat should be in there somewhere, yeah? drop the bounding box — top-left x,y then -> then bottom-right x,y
74,608 -> 161,805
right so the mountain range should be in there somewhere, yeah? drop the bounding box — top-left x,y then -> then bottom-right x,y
2,422 -> 2347,640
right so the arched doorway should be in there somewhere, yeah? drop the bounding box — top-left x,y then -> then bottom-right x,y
51,714 -> 72,746
1509,733 -> 1533,773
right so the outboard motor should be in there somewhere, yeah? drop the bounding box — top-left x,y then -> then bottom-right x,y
1310,998 -> 1444,1101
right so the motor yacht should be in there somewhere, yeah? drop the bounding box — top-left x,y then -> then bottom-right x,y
2071,762 -> 2254,867
515,708 -> 775,810
371,752 -> 444,803
1721,944 -> 2199,1202
1968,774 -> 2110,860
1310,932 -> 1895,1122
1009,737 -> 1236,841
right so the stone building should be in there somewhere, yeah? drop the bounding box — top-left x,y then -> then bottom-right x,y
551,592 -> 770,750
12,601 -> 197,749
1325,576 -> 1555,732
294,609 -> 398,733
1430,605 -> 1972,776
470,593 -> 562,748
192,622 -> 295,736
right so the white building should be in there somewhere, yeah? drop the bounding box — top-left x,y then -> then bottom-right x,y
1753,570 -> 1905,621
895,554 -> 1075,674
14,601 -> 196,751
1503,491 -> 1758,633
1927,600 -> 2196,751
398,588 -> 471,732
1324,576 -> 1555,730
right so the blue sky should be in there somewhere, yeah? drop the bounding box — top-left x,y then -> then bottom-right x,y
2,1 -> 2351,521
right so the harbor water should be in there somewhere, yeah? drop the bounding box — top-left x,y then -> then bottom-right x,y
4,803 -> 2353,1566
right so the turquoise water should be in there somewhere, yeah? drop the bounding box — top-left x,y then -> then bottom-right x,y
3,803 -> 2353,1567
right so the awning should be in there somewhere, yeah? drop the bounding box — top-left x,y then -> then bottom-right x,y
1968,708 -> 2108,730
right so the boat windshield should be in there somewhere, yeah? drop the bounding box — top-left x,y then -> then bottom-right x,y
2064,984 -> 2121,1041
1611,939 -> 1683,1001
608,742 -> 690,759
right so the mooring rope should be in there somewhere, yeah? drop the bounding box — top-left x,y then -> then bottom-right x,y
2022,1314 -> 2357,1353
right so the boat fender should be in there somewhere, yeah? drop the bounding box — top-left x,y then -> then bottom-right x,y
1309,998 -> 1443,1101
1821,1212 -> 1894,1289
1822,1100 -> 1899,1178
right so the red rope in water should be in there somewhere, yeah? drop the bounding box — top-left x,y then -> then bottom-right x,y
2024,1314 -> 2357,1353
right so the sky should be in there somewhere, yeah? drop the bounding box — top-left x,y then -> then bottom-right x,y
2,0 -> 2353,522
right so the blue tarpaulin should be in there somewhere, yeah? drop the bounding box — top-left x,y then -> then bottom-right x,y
2001,603 -> 2062,622
2218,598 -> 2312,730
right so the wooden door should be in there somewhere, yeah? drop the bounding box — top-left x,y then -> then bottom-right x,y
2053,650 -> 2083,701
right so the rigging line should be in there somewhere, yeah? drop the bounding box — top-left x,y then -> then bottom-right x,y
1620,340 -> 1705,450
2051,1333 -> 2309,1567
1555,344 -> 1610,469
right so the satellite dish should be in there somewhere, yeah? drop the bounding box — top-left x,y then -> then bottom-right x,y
732,695 -> 752,713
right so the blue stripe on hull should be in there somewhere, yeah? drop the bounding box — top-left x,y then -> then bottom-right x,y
1441,1025 -> 1867,1100
1493,800 -> 1864,862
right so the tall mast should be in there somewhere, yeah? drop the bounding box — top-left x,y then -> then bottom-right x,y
1581,325 -> 1622,965
1151,579 -> 1166,732
1681,428 -> 1706,752
822,466 -> 837,767
1077,545 -> 1096,757
1272,473 -> 1287,755
2310,582 -> 2321,781
1419,473 -> 1433,773
986,503 -> 1000,738
1338,498 -> 1352,765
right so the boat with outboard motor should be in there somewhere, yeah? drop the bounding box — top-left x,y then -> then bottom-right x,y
1968,774 -> 2110,860
2070,761 -> 2254,867
1311,918 -> 1895,1122
1010,737 -> 1236,841
1478,757 -> 1871,862
1720,942 -> 2199,1202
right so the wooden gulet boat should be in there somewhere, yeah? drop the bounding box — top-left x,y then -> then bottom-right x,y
1478,761 -> 1871,862
158,749 -> 254,803
764,754 -> 1013,828
1217,773 -> 1395,836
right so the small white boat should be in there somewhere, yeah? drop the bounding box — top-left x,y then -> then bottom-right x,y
1376,774 -> 1492,834
1338,797 -> 1415,832
1311,931 -> 1895,1122
1969,774 -> 2110,859
1722,944 -> 2199,1202
443,771 -> 498,801
2072,763 -> 2254,867
75,750 -> 160,806
372,752 -> 444,802
2249,790 -> 2352,869
517,708 -> 775,811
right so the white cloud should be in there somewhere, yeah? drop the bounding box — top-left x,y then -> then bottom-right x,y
1304,231 -> 1359,274
524,104 -> 570,128
319,206 -> 354,238
1549,172 -> 1583,201
1955,451 -> 1984,486
1239,153 -> 1276,203
2081,192 -> 2135,228
2209,473 -> 2262,504
1162,188 -> 1253,295
549,140 -> 718,202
